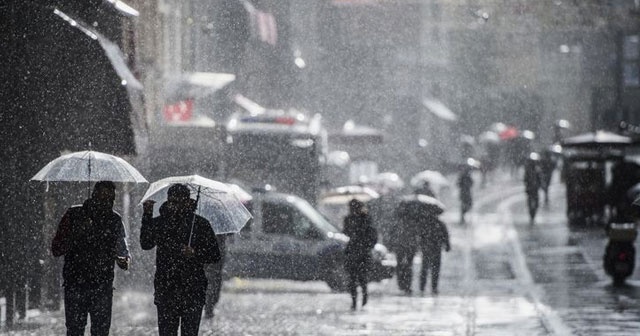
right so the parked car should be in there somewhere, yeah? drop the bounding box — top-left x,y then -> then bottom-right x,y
224,191 -> 396,291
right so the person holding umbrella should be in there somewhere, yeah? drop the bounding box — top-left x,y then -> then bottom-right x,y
418,215 -> 451,295
141,183 -> 221,336
51,181 -> 131,336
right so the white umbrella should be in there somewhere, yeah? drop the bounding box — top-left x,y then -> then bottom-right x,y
31,150 -> 147,183
410,170 -> 449,189
140,175 -> 252,235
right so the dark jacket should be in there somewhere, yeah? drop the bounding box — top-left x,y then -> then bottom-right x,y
140,201 -> 221,308
343,213 -> 377,269
51,198 -> 130,288
524,163 -> 541,195
419,217 -> 450,254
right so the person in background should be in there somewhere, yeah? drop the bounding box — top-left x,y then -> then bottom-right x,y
419,216 -> 451,295
524,153 -> 542,224
539,150 -> 556,205
343,199 -> 378,311
141,184 -> 221,336
51,181 -> 130,336
457,167 -> 474,224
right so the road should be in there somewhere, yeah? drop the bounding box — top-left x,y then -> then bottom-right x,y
3,171 -> 640,335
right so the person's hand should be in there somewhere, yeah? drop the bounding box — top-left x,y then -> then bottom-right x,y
116,256 -> 130,270
143,200 -> 156,215
182,245 -> 195,257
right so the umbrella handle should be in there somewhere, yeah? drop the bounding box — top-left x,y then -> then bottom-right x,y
188,186 -> 201,247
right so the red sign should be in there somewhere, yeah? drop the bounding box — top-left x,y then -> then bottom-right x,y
163,99 -> 193,122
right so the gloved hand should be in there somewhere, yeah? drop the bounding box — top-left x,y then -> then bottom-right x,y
116,256 -> 130,270
142,200 -> 156,216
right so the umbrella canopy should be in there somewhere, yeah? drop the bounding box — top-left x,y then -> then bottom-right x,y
319,185 -> 380,204
479,131 -> 500,144
499,126 -> 519,140
30,150 -> 147,183
561,130 -> 632,148
410,170 -> 450,189
370,172 -> 405,192
140,175 -> 252,234
397,194 -> 446,218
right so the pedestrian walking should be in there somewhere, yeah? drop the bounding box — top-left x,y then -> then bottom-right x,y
419,217 -> 451,295
51,181 -> 131,336
457,167 -> 474,224
539,150 -> 556,205
204,234 -> 230,319
343,199 -> 378,310
524,153 -> 542,224
393,200 -> 423,294
141,184 -> 221,336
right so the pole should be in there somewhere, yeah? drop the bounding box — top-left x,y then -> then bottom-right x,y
188,186 -> 201,247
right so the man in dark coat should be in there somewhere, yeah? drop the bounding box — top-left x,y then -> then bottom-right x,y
141,184 -> 221,336
419,216 -> 450,294
343,199 -> 378,310
524,154 -> 542,223
51,181 -> 130,336
457,167 -> 473,224
393,198 -> 423,294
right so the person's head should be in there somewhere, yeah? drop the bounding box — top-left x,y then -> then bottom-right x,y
349,198 -> 365,215
167,183 -> 193,210
168,183 -> 190,202
91,181 -> 116,207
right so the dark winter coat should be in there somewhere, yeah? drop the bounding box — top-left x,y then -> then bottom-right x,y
343,213 -> 377,272
51,198 -> 130,288
457,171 -> 473,211
419,217 -> 450,254
524,163 -> 542,195
140,201 -> 221,308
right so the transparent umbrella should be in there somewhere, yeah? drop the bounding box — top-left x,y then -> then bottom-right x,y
30,150 -> 147,197
140,175 -> 252,234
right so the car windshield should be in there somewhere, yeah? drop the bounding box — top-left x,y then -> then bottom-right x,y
291,197 -> 340,234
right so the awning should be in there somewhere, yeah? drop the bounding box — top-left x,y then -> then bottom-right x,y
422,98 -> 458,122
54,8 -> 143,90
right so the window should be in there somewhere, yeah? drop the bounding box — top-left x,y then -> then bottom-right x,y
263,203 -> 295,235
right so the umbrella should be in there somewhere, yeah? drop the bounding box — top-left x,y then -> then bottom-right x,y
31,150 -> 147,183
479,131 -> 500,144
140,175 -> 252,235
410,170 -> 450,189
370,172 -> 405,192
499,126 -> 519,140
397,194 -> 446,218
319,185 -> 380,204
561,130 -> 633,148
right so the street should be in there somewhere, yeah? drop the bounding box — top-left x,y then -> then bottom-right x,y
4,171 -> 640,335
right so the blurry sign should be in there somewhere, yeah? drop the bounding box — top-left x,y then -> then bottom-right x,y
163,99 -> 193,122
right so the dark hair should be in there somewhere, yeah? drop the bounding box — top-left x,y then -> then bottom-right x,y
93,181 -> 116,193
168,184 -> 190,199
349,198 -> 364,211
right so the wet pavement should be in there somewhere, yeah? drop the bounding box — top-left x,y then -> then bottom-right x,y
3,171 -> 640,335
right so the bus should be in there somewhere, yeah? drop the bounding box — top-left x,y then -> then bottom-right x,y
223,106 -> 328,204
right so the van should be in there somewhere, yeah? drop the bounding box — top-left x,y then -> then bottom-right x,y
224,191 -> 396,291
